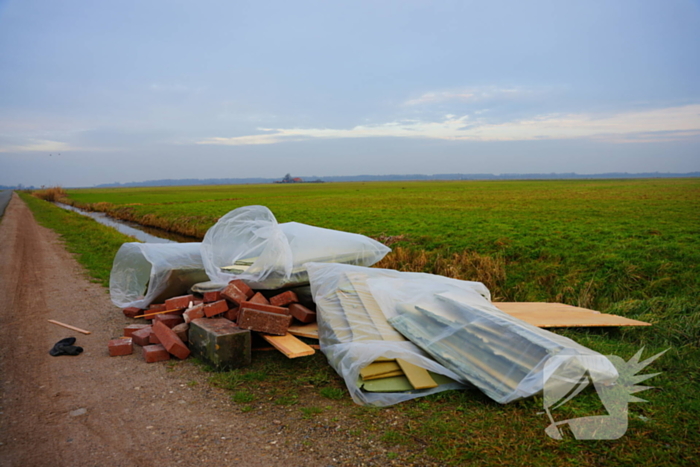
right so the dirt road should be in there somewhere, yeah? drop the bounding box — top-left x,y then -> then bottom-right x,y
0,194 -> 329,466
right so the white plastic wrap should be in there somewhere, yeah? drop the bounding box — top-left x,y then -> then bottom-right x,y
307,263 -> 486,406
110,242 -> 209,309
367,276 -> 619,404
201,206 -> 391,289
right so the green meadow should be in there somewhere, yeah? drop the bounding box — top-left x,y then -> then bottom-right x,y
64,179 -> 700,309
26,178 -> 700,465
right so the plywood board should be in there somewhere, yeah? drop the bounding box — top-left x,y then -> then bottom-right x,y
493,302 -> 651,327
359,375 -> 414,392
360,361 -> 401,379
359,372 -> 459,393
396,359 -> 438,389
287,322 -> 319,339
260,333 -> 316,358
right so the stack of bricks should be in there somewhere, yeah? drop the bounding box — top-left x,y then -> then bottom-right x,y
112,280 -> 318,365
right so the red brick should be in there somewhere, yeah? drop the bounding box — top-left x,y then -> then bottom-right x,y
203,300 -> 229,318
149,332 -> 161,345
143,344 -> 170,363
203,291 -> 223,303
124,324 -> 150,338
249,292 -> 269,305
288,303 -> 317,324
229,279 -> 254,298
165,294 -> 194,310
153,313 -> 184,329
149,303 -> 167,312
108,338 -> 133,356
122,307 -> 142,318
152,321 -> 190,360
184,303 -> 205,324
221,283 -> 248,306
269,290 -> 299,307
193,299 -> 204,306
239,301 -> 289,316
131,326 -> 153,347
172,323 -> 189,343
224,306 -> 240,322
237,308 -> 292,336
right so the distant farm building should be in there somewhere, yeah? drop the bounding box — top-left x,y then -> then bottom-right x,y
274,173 -> 324,184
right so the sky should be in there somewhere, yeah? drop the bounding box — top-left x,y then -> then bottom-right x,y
1,0 -> 699,187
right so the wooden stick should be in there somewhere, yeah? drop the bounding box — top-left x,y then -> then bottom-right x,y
133,308 -> 183,319
48,319 -> 91,335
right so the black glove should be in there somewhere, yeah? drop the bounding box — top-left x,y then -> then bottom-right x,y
49,337 -> 84,356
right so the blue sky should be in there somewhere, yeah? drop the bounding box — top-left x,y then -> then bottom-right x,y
1,0 -> 699,187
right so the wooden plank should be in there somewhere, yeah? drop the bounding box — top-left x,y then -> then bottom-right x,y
345,273 -> 405,341
396,359 -> 438,389
359,361 -> 401,379
494,302 -> 601,314
363,370 -> 404,380
133,308 -> 183,319
493,302 -> 651,327
48,320 -> 91,335
260,333 -> 316,358
287,322 -> 319,339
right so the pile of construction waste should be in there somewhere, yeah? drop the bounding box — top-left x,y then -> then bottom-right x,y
107,205 -> 635,407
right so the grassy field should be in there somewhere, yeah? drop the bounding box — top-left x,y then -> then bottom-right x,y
25,179 -> 700,465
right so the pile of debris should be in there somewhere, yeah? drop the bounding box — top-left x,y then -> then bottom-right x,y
108,279 -> 320,368
104,205 -> 651,407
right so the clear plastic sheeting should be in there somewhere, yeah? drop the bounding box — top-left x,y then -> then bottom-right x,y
307,263 -> 482,406
201,206 -> 391,289
110,242 -> 209,309
367,276 -> 619,404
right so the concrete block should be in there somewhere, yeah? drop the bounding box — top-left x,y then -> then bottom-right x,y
188,318 -> 251,370
203,299 -> 228,318
269,290 -> 299,307
288,303 -> 317,324
143,344 -> 170,363
237,308 -> 292,336
108,338 -> 133,356
152,321 -> 190,360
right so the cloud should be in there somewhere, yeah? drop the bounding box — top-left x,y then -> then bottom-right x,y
197,104 -> 700,146
403,86 -> 527,106
0,139 -> 77,153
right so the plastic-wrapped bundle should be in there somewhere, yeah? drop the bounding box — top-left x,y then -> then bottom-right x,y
110,242 -> 209,309
367,276 -> 618,404
307,263 -> 484,406
201,206 -> 391,289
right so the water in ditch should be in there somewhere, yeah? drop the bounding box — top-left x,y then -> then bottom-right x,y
55,203 -> 198,244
